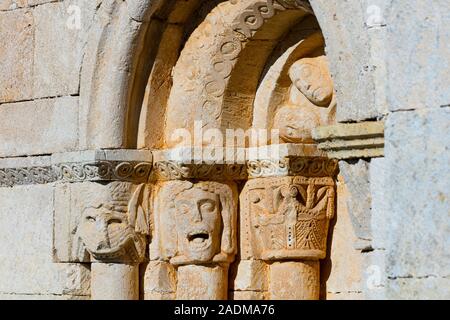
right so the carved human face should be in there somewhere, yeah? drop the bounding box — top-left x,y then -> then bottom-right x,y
273,105 -> 320,143
175,188 -> 222,263
289,56 -> 333,107
78,203 -> 135,260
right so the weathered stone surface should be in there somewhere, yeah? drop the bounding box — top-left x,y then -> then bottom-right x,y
313,122 -> 385,160
0,97 -> 79,157
0,185 -> 90,296
385,0 -> 450,111
325,176 -> 364,295
369,157 -> 388,250
384,108 -> 450,282
33,0 -> 96,98
176,265 -> 228,300
230,291 -> 266,300
143,261 -> 176,300
91,263 -> 139,300
386,277 -> 450,300
0,1 -> 27,11
310,1 -> 380,121
0,8 -> 33,103
230,260 -> 267,291
269,261 -> 320,300
338,160 -> 372,248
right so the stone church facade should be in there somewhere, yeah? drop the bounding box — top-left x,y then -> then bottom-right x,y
0,0 -> 448,300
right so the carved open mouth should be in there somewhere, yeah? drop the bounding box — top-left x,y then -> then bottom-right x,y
187,231 -> 211,250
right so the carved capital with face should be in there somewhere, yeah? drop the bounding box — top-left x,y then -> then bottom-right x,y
156,181 -> 237,266
74,182 -> 150,263
241,176 -> 335,261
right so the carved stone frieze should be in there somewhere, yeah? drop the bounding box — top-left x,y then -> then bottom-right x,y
153,161 -> 247,181
54,161 -> 152,183
247,157 -> 339,178
0,150 -> 153,187
241,176 -> 335,260
0,166 -> 57,187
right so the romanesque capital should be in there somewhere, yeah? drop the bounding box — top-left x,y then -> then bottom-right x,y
241,175 -> 335,261
73,182 -> 150,264
152,180 -> 238,266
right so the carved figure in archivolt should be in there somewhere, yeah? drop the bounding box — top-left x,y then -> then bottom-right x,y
273,55 -> 336,144
73,182 -> 150,263
155,181 -> 237,265
241,176 -> 335,260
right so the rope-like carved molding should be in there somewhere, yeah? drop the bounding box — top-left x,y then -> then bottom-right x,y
54,161 -> 153,183
0,161 -> 153,187
247,157 -> 339,178
153,161 -> 248,181
0,166 -> 57,187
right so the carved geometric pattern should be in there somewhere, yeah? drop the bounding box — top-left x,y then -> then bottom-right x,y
54,161 -> 153,183
0,161 -> 153,187
0,166 -> 57,187
153,161 -> 247,181
247,157 -> 339,178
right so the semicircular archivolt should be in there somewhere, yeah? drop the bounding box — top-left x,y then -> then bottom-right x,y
163,0 -> 314,147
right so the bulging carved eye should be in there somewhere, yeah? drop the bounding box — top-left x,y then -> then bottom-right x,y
200,200 -> 216,212
86,216 -> 96,222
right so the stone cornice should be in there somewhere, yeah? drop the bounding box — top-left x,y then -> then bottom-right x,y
312,121 -> 385,160
0,145 -> 341,186
0,150 -> 153,187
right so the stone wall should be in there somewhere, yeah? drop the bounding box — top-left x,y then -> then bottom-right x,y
0,0 -> 448,300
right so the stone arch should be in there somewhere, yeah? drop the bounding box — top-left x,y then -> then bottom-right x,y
79,0 -> 169,150
79,0 -> 371,151
163,0 -> 315,147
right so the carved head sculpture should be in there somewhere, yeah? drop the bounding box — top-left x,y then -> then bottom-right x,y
242,176 -> 335,261
75,182 -> 149,263
273,55 -> 335,144
289,55 -> 334,107
158,181 -> 237,265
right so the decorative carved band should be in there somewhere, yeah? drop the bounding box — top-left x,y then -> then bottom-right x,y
1,158 -> 338,186
0,161 -> 152,187
54,161 -> 153,183
153,161 -> 247,181
0,166 -> 57,187
247,157 -> 339,178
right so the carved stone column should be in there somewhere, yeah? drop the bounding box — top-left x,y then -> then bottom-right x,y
148,149 -> 241,300
242,150 -> 338,300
